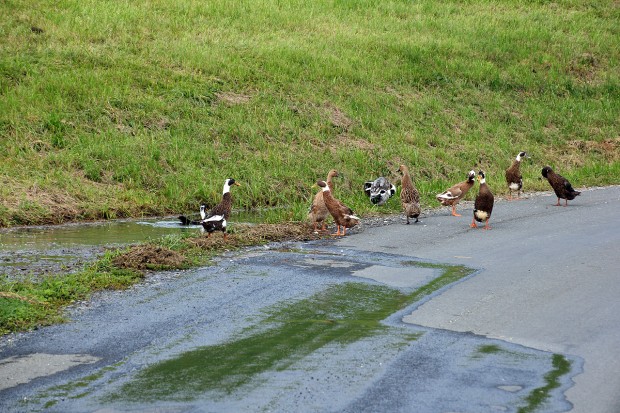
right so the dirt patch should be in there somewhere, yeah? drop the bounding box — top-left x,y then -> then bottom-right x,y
566,138 -> 619,160
216,91 -> 252,105
325,103 -> 353,131
113,245 -> 186,270
187,222 -> 324,250
112,223 -> 325,271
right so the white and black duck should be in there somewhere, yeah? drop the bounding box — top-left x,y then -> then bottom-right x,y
364,177 -> 396,206
201,178 -> 240,240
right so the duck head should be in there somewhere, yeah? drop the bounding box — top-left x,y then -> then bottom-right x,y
516,151 -> 530,162
467,170 -> 476,182
223,178 -> 241,194
316,180 -> 329,191
477,170 -> 486,184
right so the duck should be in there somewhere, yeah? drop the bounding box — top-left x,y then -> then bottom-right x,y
541,166 -> 580,206
308,169 -> 339,232
471,170 -> 494,230
316,180 -> 360,236
436,170 -> 476,216
178,204 -> 207,225
398,165 -> 421,224
364,177 -> 396,205
201,178 -> 241,240
505,151 -> 529,200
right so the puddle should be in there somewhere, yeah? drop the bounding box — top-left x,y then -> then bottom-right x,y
0,219 -> 193,252
0,210 -> 266,281
0,219 -> 194,281
0,353 -> 100,391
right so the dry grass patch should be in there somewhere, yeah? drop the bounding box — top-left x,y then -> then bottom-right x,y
113,245 -> 187,271
216,91 -> 252,105
112,222 -> 324,271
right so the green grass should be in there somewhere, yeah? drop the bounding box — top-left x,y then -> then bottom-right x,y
1,0 -> 618,226
0,249 -> 142,334
0,222 -> 315,335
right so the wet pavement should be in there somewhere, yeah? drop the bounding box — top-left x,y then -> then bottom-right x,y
1,187 -> 619,412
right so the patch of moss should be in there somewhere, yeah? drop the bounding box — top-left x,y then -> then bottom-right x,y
518,354 -> 571,413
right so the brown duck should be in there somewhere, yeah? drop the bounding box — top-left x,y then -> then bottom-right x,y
308,169 -> 339,231
398,165 -> 421,224
541,166 -> 580,206
201,178 -> 240,240
316,180 -> 359,236
505,151 -> 529,200
471,171 -> 494,230
436,170 -> 476,216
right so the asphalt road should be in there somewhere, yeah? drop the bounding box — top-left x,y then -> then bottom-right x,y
344,185 -> 620,413
0,186 -> 618,413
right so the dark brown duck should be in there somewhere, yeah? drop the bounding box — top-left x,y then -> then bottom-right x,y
505,151 -> 529,200
541,166 -> 580,206
471,170 -> 494,230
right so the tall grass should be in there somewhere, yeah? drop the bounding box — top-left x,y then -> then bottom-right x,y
1,0 -> 618,225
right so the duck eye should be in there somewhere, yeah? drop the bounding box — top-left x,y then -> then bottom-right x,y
380,190 -> 386,194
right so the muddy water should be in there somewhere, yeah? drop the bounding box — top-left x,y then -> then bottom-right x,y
0,219 -> 194,281
0,210 -> 267,281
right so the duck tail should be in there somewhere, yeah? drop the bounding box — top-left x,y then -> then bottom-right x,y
179,215 -> 202,225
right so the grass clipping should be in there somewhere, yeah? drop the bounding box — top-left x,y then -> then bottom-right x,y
113,245 -> 186,271
114,222 -> 323,271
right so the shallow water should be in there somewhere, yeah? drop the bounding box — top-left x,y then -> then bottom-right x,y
0,218 -> 193,281
0,219 -> 193,252
0,211 -> 263,281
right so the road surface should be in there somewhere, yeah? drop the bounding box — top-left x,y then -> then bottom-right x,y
1,186 -> 618,413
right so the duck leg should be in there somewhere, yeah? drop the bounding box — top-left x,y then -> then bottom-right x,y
483,219 -> 491,230
451,204 -> 462,217
470,218 -> 477,228
555,198 -> 562,206
331,225 -> 342,236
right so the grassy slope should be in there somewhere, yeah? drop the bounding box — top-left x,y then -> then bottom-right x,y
1,0 -> 619,226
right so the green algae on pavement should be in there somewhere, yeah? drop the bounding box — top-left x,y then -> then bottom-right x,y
518,354 -> 572,413
106,262 -> 474,402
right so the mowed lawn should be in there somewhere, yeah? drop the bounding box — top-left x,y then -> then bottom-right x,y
1,0 -> 618,226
